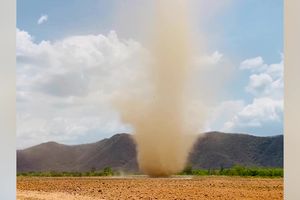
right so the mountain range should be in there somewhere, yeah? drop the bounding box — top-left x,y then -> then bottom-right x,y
17,131 -> 283,173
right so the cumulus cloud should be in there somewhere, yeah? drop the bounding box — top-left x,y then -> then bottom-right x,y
215,55 -> 284,135
240,55 -> 283,77
244,73 -> 283,99
16,29 -> 150,94
240,56 -> 264,71
16,28 -> 150,149
209,100 -> 245,121
18,27 -> 231,149
37,15 -> 48,25
220,98 -> 283,135
189,50 -> 237,104
33,72 -> 90,97
17,27 -> 283,147
193,51 -> 224,67
203,100 -> 245,132
241,55 -> 283,100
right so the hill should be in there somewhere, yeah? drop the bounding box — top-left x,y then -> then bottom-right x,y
17,132 -> 283,173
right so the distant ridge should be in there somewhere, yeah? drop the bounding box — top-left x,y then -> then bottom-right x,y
17,132 -> 283,173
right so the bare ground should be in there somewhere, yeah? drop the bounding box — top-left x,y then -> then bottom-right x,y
17,176 -> 283,200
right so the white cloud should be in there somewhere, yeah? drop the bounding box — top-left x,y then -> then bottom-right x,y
203,97 -> 283,136
240,55 -> 283,78
17,27 -> 284,147
241,55 -> 283,100
18,28 -> 232,149
192,51 -> 224,70
205,54 -> 284,136
37,15 -> 48,25
264,60 -> 284,78
189,50 -> 236,103
244,73 -> 283,99
208,100 -> 245,123
33,72 -> 91,97
16,28 -> 150,149
16,28 -> 151,95
240,56 -> 264,71
220,98 -> 283,135
196,51 -> 223,65
203,100 -> 245,132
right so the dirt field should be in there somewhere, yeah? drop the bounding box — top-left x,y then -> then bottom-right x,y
17,176 -> 283,200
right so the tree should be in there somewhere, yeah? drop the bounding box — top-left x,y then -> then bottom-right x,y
234,165 -> 245,176
91,166 -> 96,172
183,165 -> 193,175
220,163 -> 224,175
103,167 -> 113,176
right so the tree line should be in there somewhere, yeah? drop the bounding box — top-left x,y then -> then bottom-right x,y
177,165 -> 283,178
17,165 -> 283,178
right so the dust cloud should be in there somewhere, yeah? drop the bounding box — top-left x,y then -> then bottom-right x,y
113,0 -> 206,177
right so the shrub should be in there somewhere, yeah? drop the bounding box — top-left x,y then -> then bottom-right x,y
182,165 -> 193,175
103,167 -> 114,176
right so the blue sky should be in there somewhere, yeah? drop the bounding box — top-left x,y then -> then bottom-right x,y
16,0 -> 283,149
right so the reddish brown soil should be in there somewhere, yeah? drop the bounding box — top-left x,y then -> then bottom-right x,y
17,176 -> 283,200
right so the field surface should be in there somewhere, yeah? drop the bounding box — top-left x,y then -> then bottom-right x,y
17,176 -> 283,200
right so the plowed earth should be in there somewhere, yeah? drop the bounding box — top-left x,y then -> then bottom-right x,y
17,176 -> 283,200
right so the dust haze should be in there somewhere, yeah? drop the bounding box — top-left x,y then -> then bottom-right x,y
112,0 -> 207,177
